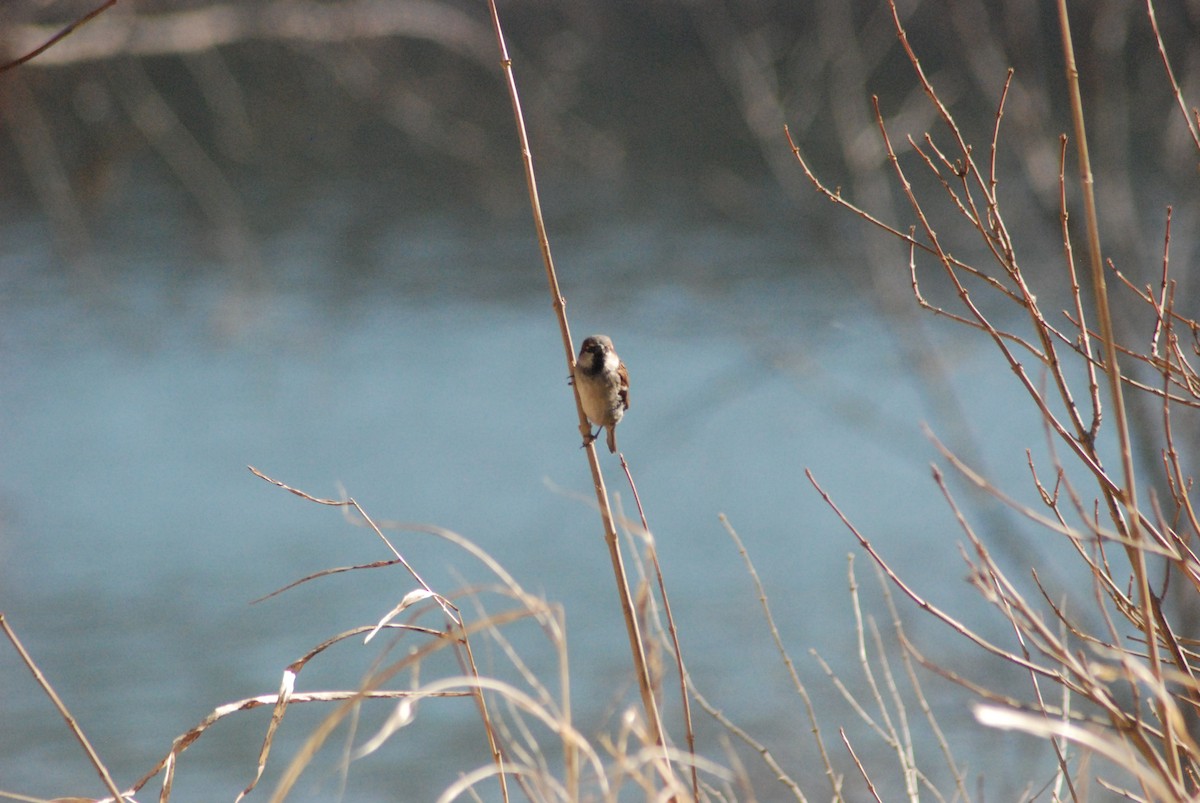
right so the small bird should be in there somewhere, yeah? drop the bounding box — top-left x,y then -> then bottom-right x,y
572,334 -> 630,453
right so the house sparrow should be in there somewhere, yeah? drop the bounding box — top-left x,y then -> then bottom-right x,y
572,334 -> 629,453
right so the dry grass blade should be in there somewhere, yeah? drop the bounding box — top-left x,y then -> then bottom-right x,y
264,607 -> 539,802
435,761 -> 569,803
974,704 -> 1179,800
127,685 -> 462,797
250,559 -> 402,604
245,468 -> 510,800
233,669 -> 296,802
378,676 -> 613,799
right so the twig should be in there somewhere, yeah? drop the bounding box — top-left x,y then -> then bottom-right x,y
720,514 -> 842,800
1145,0 -> 1200,154
840,729 -> 884,803
0,0 -> 116,73
1,614 -> 128,802
873,564 -> 970,800
806,469 -> 1076,684
687,682 -> 810,802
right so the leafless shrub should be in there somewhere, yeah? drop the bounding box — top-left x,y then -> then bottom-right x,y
789,0 -> 1200,797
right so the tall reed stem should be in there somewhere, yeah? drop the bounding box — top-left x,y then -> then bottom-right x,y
484,0 -> 669,769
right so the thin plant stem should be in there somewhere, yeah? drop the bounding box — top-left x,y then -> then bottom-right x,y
719,514 -> 842,801
1145,0 -> 1200,153
482,0 -> 669,770
1055,0 -> 1172,784
840,729 -> 884,803
1,614 -> 128,802
687,682 -> 810,802
244,470 -> 510,802
0,0 -> 116,73
620,455 -> 699,801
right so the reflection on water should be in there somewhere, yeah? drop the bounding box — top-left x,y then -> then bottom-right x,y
1,207 -> 1066,799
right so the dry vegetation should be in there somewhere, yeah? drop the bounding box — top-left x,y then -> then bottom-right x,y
3,0 -> 1200,801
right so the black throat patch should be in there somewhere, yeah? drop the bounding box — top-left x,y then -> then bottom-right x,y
580,345 -> 605,376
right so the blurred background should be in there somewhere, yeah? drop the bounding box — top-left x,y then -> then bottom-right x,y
2,0 -> 1199,799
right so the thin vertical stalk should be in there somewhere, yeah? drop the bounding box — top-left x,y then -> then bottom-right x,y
622,457 -> 699,801
1054,0 -> 1174,784
484,0 -> 669,776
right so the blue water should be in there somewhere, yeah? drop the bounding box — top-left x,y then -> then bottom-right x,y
0,199 -> 1074,799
